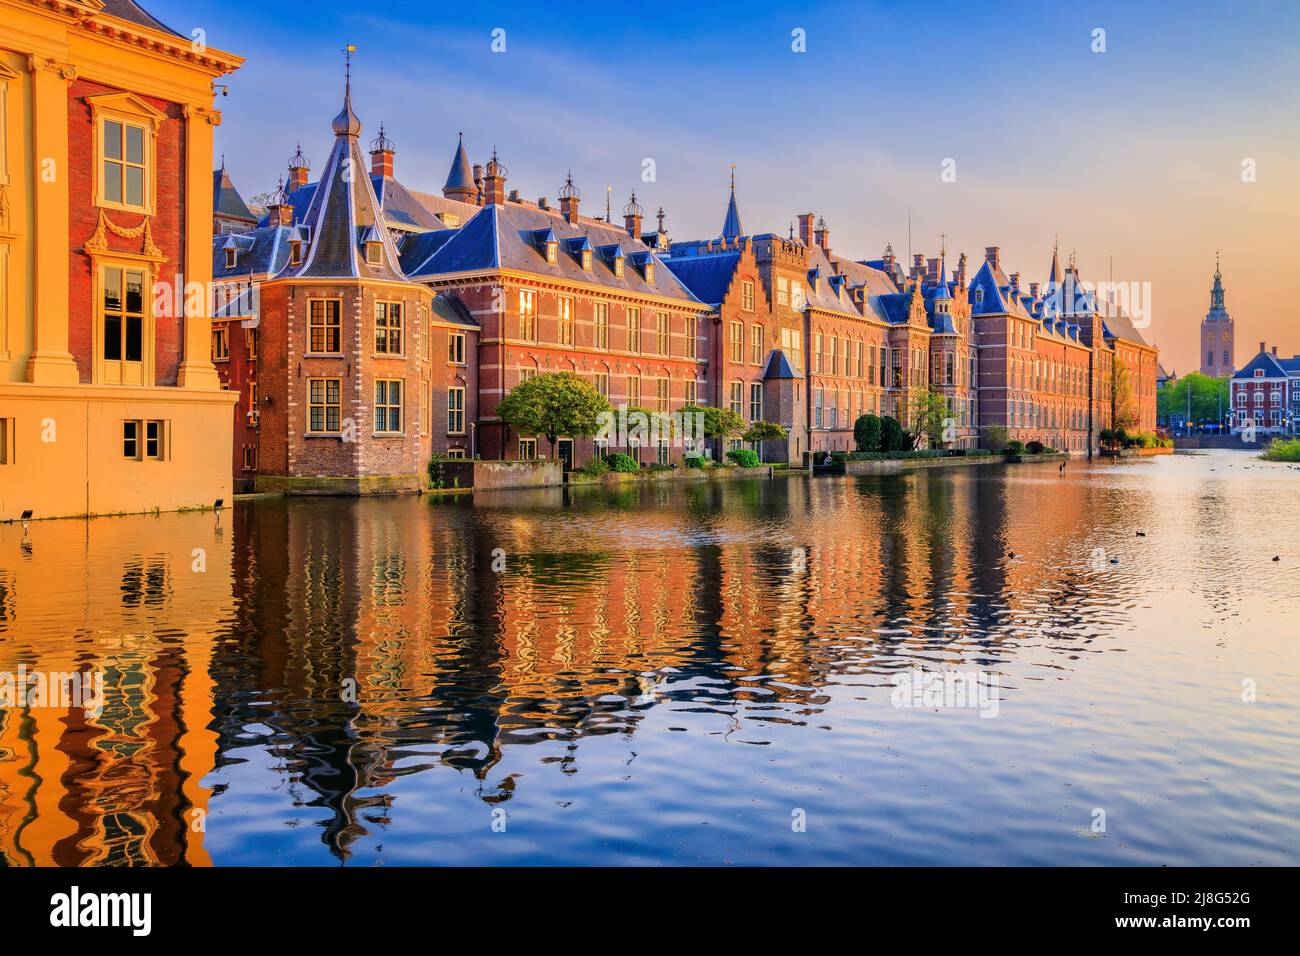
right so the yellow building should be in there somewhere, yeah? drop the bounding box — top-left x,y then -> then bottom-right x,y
0,0 -> 241,521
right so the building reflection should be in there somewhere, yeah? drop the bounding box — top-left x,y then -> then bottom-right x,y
0,469 -> 1151,864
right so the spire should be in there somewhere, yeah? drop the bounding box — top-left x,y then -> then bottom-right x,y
331,44 -> 361,138
1209,253 -> 1227,313
934,239 -> 952,303
721,164 -> 743,240
1048,235 -> 1063,286
443,132 -> 476,202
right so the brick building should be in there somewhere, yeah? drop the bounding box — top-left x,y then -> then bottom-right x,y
1,0 -> 241,521
1231,343 -> 1300,436
1200,257 -> 1235,378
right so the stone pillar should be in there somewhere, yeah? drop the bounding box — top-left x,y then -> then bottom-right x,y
176,104 -> 224,390
24,57 -> 79,385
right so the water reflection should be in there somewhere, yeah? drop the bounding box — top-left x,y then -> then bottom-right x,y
2,452 -> 1297,865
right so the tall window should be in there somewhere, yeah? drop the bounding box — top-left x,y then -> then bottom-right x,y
741,280 -> 755,311
520,289 -> 537,341
594,302 -> 609,350
868,345 -> 876,384
684,315 -> 698,359
729,381 -> 743,415
594,371 -> 610,398
626,307 -> 640,353
750,324 -> 763,365
828,336 -> 837,375
781,328 -> 802,371
448,387 -> 465,434
814,333 -> 823,373
890,348 -> 902,388
656,377 -> 670,412
211,326 -> 230,362
730,321 -> 744,363
309,299 -> 341,353
101,265 -> 146,384
559,296 -> 574,346
101,118 -> 148,210
656,311 -> 670,356
685,379 -> 698,405
374,301 -> 402,354
627,375 -> 641,407
420,380 -> 430,436
749,382 -> 763,421
814,388 -> 824,428
308,378 -> 341,433
448,331 -> 466,364
374,380 -> 403,433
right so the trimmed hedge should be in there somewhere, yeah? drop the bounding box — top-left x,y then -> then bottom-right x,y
726,448 -> 761,468
604,452 -> 639,472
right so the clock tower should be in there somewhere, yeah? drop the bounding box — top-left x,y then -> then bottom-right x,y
1199,254 -> 1234,377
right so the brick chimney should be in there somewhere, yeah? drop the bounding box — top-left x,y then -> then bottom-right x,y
1272,345 -> 1279,356
369,124 -> 395,178
797,213 -> 814,246
559,171 -> 581,223
985,246 -> 1000,271
1260,341 -> 1266,353
1009,272 -> 1020,295
287,143 -> 310,193
955,252 -> 967,285
927,257 -> 939,282
912,253 -> 925,279
482,150 -> 506,206
813,216 -> 830,253
472,163 -> 484,205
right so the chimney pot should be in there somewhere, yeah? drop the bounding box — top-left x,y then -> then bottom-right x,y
1261,341 -> 1266,353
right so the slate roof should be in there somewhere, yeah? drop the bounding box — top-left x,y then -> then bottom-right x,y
431,294 -> 477,328
101,0 -> 182,37
213,166 -> 256,222
398,229 -> 459,276
763,350 -> 801,380
444,134 -> 475,193
661,252 -> 741,306
1232,350 -> 1293,380
211,223 -> 293,279
274,86 -> 406,282
371,176 -> 445,231
409,203 -> 703,303
721,188 -> 743,240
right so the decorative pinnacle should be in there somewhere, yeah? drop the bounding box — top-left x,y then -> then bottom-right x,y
559,169 -> 579,200
624,190 -> 644,218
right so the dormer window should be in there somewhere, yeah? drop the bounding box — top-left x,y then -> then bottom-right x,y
290,241 -> 303,267
614,257 -> 624,278
546,241 -> 558,265
645,261 -> 654,283
1254,369 -> 1264,377
225,247 -> 237,270
974,288 -> 984,305
361,224 -> 384,267
581,248 -> 592,271
366,241 -> 382,266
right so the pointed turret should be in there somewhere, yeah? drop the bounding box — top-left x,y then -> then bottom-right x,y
721,166 -> 743,240
275,59 -> 404,281
1047,238 -> 1064,287
443,132 -> 476,203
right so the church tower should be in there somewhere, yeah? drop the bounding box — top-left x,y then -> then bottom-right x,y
1200,255 -> 1234,377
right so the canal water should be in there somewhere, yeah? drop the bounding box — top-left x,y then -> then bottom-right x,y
0,450 -> 1296,866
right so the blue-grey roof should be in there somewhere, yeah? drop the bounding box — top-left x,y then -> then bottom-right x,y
371,175 -> 445,231
211,223 -> 293,279
877,292 -> 912,325
398,229 -> 458,276
721,188 -> 743,240
1232,351 -> 1291,380
101,0 -> 182,36
661,252 -> 741,306
410,203 -> 702,303
444,135 -> 475,192
763,349 -> 801,380
213,167 -> 256,222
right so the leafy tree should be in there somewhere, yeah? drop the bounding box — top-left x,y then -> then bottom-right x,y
1110,358 -> 1138,434
1157,372 -> 1230,425
854,414 -> 882,452
743,420 -> 787,443
679,404 -> 747,440
981,424 -> 1009,452
908,388 -> 950,448
879,415 -> 907,452
496,371 -> 611,458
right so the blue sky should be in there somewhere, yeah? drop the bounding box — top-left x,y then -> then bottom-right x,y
153,0 -> 1300,371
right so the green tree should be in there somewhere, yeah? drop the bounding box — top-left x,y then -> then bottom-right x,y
1157,372 -> 1230,425
496,371 -> 611,458
879,415 -> 907,452
1111,358 -> 1138,433
679,403 -> 747,441
981,424 -> 1009,452
854,413 -> 882,452
907,388 -> 949,448
742,420 -> 787,462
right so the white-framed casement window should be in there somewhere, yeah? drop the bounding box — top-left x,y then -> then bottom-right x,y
814,388 -> 824,428
749,383 -> 763,421
684,315 -> 698,359
98,264 -> 151,385
594,302 -> 609,350
211,326 -> 230,362
374,379 -> 403,434
684,379 -> 698,405
741,280 -> 755,312
241,444 -> 258,471
626,307 -> 640,353
374,301 -> 403,354
307,378 -> 342,434
593,371 -> 609,398
656,311 -> 670,356
729,381 -> 743,416
730,321 -> 744,363
420,380 -> 430,437
89,93 -> 163,215
656,377 -> 670,413
519,289 -> 538,341
518,366 -> 537,386
308,299 -> 342,354
627,375 -> 641,407
519,438 -> 538,460
448,386 -> 465,434
448,331 -> 466,365
750,324 -> 763,365
559,296 -> 575,346
445,447 -> 466,460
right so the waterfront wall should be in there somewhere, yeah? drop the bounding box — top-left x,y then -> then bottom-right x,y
439,459 -> 563,490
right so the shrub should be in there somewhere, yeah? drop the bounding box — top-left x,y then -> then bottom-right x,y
966,448 -> 993,458
854,414 -> 883,452
879,415 -> 907,451
648,462 -> 674,472
982,424 -> 1010,452
1025,440 -> 1046,455
604,452 -> 639,472
683,453 -> 707,469
1005,440 -> 1026,456
726,448 -> 761,468
578,457 -> 609,476
1261,438 -> 1300,462
813,450 -> 830,465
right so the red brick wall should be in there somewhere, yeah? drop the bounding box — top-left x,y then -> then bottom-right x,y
67,80 -> 186,385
